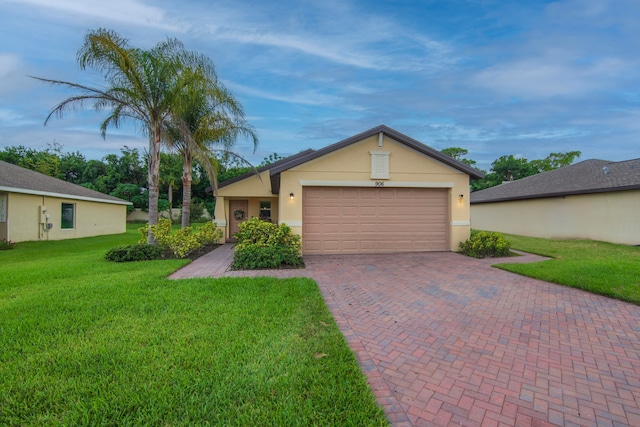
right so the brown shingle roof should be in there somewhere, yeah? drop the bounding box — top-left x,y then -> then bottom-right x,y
0,160 -> 130,205
470,158 -> 640,204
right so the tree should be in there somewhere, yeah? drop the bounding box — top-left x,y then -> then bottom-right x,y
472,151 -> 582,191
164,59 -> 258,228
441,147 -> 477,167
530,151 -> 581,173
33,28 -> 193,243
81,160 -> 108,191
159,152 -> 183,221
490,155 -> 537,182
59,150 -> 87,184
258,153 -> 285,167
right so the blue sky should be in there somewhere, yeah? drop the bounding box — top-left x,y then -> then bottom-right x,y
0,0 -> 638,171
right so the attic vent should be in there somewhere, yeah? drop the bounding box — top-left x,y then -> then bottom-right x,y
603,166 -> 610,175
370,151 -> 390,179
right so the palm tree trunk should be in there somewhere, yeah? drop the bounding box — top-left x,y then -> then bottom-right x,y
147,125 -> 161,243
168,182 -> 173,222
181,151 -> 193,228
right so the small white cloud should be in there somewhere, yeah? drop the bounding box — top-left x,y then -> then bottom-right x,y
224,81 -> 342,107
472,56 -> 628,99
2,0 -> 184,32
0,108 -> 35,126
0,53 -> 35,96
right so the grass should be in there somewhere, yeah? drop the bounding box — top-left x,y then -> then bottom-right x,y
495,233 -> 640,304
0,225 -> 387,426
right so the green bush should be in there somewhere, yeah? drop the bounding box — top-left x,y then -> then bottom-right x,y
190,200 -> 205,222
138,219 -> 222,258
459,230 -> 511,258
0,238 -> 16,250
197,221 -> 224,246
105,243 -> 164,262
232,218 -> 303,269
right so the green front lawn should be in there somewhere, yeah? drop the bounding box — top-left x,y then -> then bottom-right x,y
0,226 -> 387,426
496,234 -> 640,304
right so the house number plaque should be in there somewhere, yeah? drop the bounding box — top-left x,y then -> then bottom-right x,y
375,181 -> 385,187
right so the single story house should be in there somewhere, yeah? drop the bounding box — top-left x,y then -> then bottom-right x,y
0,160 -> 131,242
471,158 -> 640,245
212,125 -> 483,254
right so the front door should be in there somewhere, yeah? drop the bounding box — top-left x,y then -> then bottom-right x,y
229,199 -> 248,239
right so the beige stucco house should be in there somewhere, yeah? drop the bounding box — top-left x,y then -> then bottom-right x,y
0,160 -> 131,242
212,125 -> 483,254
471,158 -> 640,245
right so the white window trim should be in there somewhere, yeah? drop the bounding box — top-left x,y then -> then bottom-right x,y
61,202 -> 75,230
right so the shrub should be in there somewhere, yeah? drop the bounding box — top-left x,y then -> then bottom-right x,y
105,243 -> 164,262
190,200 -> 205,222
0,238 -> 16,250
232,218 -> 303,269
459,230 -> 511,258
197,221 -> 223,246
138,219 -> 222,259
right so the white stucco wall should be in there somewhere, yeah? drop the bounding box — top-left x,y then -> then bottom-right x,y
471,189 -> 640,245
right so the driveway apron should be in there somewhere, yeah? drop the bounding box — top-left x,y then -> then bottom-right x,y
172,248 -> 640,426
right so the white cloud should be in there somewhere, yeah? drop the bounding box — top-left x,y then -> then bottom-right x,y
199,2 -> 456,73
472,56 -> 628,99
0,108 -> 36,126
0,0 -> 183,31
224,81 -> 343,107
0,53 -> 35,96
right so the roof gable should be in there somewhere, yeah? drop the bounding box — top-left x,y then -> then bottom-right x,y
0,160 -> 130,205
269,125 -> 484,178
215,125 -> 484,195
471,158 -> 640,204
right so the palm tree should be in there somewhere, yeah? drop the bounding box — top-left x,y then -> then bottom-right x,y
32,28 -> 194,243
164,57 -> 258,228
159,152 -> 183,222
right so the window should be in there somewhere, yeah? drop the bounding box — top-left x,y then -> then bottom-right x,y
259,201 -> 272,221
61,203 -> 75,229
0,194 -> 6,222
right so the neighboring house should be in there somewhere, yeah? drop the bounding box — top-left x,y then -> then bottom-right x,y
471,158 -> 640,245
212,125 -> 483,254
0,160 -> 131,242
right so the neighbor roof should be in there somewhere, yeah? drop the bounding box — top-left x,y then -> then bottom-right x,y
0,160 -> 131,205
215,125 -> 484,195
471,158 -> 640,204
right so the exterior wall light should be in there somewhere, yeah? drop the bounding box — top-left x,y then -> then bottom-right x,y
289,192 -> 294,200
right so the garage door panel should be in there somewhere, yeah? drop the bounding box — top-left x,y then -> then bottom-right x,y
303,187 -> 448,254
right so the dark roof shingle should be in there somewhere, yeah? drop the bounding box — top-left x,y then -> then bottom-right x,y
0,160 -> 130,204
471,158 -> 640,204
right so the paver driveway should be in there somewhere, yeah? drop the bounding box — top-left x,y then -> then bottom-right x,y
172,247 -> 640,426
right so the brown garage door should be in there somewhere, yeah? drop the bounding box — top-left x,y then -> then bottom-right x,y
302,187 -> 449,254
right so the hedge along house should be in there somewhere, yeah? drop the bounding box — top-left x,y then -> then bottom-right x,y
0,160 -> 131,242
212,125 -> 484,254
470,158 -> 640,245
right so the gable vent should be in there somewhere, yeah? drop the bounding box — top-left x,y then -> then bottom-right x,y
370,151 -> 390,179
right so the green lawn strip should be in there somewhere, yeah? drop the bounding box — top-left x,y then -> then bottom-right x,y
1,227 -> 387,426
494,234 -> 640,304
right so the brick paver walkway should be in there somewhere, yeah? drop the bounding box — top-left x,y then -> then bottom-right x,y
170,246 -> 640,426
